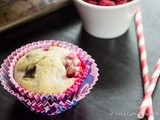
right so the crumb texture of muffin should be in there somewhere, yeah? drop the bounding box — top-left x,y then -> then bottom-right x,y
14,46 -> 82,94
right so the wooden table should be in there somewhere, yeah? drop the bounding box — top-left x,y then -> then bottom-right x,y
0,1 -> 160,120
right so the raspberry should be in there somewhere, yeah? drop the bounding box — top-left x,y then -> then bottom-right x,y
115,0 -> 129,5
99,0 -> 115,6
83,0 -> 131,6
84,0 -> 98,5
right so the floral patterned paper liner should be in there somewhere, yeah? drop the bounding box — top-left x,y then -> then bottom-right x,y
0,40 -> 99,115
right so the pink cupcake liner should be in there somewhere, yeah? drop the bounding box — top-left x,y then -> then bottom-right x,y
0,40 -> 99,115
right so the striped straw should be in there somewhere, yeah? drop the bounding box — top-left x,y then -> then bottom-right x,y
137,58 -> 160,119
135,8 -> 154,120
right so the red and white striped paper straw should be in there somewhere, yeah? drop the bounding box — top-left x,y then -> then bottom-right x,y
135,8 -> 154,120
137,58 -> 160,119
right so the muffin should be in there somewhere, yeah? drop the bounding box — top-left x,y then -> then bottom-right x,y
0,40 -> 99,115
14,46 -> 85,95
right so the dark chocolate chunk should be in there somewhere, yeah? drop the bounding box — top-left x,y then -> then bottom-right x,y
26,54 -> 31,59
24,65 -> 36,78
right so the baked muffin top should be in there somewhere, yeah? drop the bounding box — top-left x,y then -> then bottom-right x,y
14,46 -> 82,94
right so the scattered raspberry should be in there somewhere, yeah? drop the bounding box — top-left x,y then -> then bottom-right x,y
99,0 -> 115,6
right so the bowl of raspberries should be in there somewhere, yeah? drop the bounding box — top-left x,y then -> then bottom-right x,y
74,0 -> 141,39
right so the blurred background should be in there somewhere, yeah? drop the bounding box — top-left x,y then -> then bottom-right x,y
0,0 -> 71,32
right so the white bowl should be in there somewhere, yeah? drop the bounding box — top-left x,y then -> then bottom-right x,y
74,0 -> 141,39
